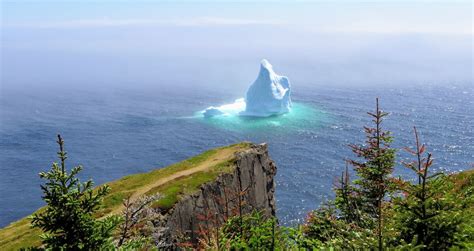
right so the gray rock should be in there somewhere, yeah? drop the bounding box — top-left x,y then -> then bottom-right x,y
153,143 -> 277,247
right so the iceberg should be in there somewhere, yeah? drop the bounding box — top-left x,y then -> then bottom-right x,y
201,59 -> 291,118
240,59 -> 291,117
202,98 -> 246,117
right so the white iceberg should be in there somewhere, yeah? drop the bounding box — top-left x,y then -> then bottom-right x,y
201,59 -> 291,118
202,98 -> 246,117
240,59 -> 291,117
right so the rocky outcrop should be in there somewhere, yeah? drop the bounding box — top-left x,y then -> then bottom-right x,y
155,143 -> 277,247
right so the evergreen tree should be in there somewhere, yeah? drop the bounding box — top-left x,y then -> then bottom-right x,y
391,127 -> 467,250
334,163 -> 364,225
30,135 -> 120,250
348,98 -> 396,250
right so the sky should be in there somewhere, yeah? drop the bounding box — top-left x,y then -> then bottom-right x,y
1,1 -> 472,91
3,1 -> 471,33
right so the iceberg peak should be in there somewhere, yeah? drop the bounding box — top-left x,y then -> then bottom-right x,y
260,59 -> 273,70
241,59 -> 292,117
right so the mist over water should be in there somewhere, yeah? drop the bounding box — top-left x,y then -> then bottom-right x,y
2,27 -> 472,91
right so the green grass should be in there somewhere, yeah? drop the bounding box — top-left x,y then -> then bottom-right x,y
149,159 -> 236,210
97,142 -> 249,213
0,142 -> 251,251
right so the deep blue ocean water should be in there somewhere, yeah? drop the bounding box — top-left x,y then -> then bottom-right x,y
0,84 -> 472,227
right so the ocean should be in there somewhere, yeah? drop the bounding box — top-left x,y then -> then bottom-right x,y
0,83 -> 472,227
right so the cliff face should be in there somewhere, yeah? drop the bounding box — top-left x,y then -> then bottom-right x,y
160,143 -> 277,245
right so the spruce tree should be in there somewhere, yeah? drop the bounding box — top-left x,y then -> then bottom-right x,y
348,98 -> 396,250
392,127 -> 466,249
334,163 -> 364,225
30,135 -> 120,250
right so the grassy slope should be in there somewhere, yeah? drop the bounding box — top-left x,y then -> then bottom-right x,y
450,168 -> 474,194
0,142 -> 251,251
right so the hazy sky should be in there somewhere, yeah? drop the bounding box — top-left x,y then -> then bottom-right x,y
3,1 -> 471,33
1,1 -> 472,91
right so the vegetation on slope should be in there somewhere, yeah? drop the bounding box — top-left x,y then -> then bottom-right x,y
210,169 -> 473,250
0,141 -> 251,250
200,99 -> 473,250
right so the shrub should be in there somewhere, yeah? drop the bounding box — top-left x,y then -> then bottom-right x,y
218,210 -> 293,250
302,204 -> 376,249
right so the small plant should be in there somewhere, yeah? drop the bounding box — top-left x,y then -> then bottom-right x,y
195,182 -> 252,250
30,135 -> 120,250
195,194 -> 221,250
117,194 -> 161,248
219,210 -> 284,250
334,162 -> 366,226
302,204 -> 376,249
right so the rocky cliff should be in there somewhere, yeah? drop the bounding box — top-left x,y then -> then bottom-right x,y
158,143 -> 277,246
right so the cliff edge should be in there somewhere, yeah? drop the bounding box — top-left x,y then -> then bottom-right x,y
0,142 -> 277,250
163,143 -> 277,245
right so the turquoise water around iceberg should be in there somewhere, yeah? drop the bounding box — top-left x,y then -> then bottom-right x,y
196,103 -> 331,132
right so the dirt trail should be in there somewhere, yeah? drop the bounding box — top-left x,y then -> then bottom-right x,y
109,147 -> 238,215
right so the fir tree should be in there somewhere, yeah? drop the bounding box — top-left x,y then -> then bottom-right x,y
348,98 -> 396,250
30,135 -> 120,250
334,163 -> 364,225
392,127 -> 467,250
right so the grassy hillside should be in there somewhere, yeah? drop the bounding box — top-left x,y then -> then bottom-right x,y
0,142 -> 251,250
450,168 -> 474,194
